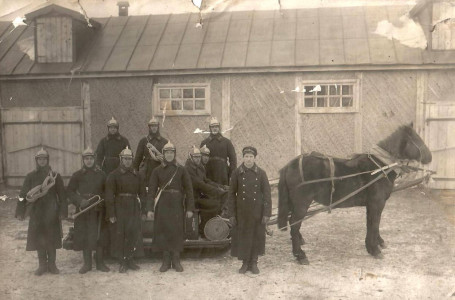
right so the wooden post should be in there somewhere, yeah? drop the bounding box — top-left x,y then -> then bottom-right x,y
354,72 -> 363,153
415,71 -> 428,138
295,76 -> 302,156
222,76 -> 231,138
0,106 -> 4,184
82,81 -> 91,148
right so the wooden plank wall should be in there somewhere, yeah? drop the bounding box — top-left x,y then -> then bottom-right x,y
431,2 -> 455,50
36,16 -> 73,63
1,107 -> 83,186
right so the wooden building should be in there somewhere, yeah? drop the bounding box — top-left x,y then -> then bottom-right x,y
0,3 -> 454,188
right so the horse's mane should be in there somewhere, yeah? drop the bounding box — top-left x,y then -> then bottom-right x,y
377,125 -> 410,159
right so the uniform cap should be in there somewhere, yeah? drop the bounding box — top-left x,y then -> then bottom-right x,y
82,146 -> 95,157
209,117 -> 220,127
242,146 -> 257,157
162,141 -> 176,153
119,146 -> 133,158
107,117 -> 119,128
200,144 -> 210,155
148,116 -> 159,126
35,147 -> 49,159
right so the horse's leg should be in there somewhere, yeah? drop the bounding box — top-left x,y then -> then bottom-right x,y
289,190 -> 311,265
290,218 -> 309,265
378,234 -> 387,249
365,197 -> 386,259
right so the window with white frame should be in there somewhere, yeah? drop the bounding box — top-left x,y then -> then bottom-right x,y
154,83 -> 210,116
299,80 -> 359,113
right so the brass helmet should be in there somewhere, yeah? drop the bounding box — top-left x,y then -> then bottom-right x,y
119,146 -> 133,158
107,117 -> 119,128
148,116 -> 159,126
82,146 -> 95,158
35,147 -> 49,159
209,117 -> 220,127
189,146 -> 201,159
162,141 -> 176,153
200,145 -> 210,155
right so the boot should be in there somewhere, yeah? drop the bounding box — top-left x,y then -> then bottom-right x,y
47,249 -> 60,274
79,250 -> 92,274
34,250 -> 47,276
249,260 -> 260,274
119,259 -> 128,273
95,247 -> 110,272
171,252 -> 183,272
159,251 -> 171,272
238,260 -> 249,274
127,258 -> 140,271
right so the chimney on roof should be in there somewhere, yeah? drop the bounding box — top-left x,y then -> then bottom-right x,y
117,1 -> 129,16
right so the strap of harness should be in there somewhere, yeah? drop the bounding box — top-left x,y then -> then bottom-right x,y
298,155 -> 304,183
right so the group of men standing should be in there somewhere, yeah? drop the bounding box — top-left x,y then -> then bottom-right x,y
15,115 -> 272,276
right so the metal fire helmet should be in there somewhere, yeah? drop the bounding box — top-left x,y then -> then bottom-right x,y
35,147 -> 49,159
148,116 -> 159,126
119,146 -> 133,158
82,146 -> 95,157
189,146 -> 201,158
200,145 -> 210,155
209,117 -> 220,127
162,141 -> 176,153
107,117 -> 119,128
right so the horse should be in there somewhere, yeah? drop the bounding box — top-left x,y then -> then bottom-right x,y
277,124 -> 432,264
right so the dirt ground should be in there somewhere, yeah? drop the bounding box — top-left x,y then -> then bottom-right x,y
0,186 -> 453,300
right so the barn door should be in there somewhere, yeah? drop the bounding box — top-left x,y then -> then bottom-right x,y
1,107 -> 84,186
424,102 -> 455,189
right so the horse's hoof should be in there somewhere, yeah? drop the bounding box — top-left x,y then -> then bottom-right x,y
374,253 -> 384,260
379,242 -> 387,249
297,257 -> 310,265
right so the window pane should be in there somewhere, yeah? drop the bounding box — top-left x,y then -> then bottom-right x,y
304,86 -> 313,96
195,100 -> 205,110
183,89 -> 193,98
171,89 -> 182,98
317,98 -> 325,107
329,98 -> 340,107
304,98 -> 314,107
159,89 -> 170,99
183,100 -> 193,110
342,97 -> 353,107
342,85 -> 352,95
329,85 -> 340,95
195,88 -> 205,98
319,85 -> 327,95
160,100 -> 170,110
171,100 -> 182,110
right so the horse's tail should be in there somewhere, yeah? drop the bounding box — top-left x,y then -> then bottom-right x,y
278,166 -> 290,230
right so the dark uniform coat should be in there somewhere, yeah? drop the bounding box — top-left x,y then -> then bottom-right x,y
200,134 -> 237,185
133,134 -> 168,185
67,166 -> 107,251
95,133 -> 130,175
105,166 -> 146,259
16,166 -> 67,251
148,161 -> 195,252
228,164 -> 271,260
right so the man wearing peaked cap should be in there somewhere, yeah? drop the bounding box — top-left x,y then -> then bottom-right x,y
105,146 -> 147,273
147,141 -> 195,273
67,147 -> 110,274
227,146 -> 271,275
200,117 -> 237,185
133,116 -> 168,188
95,117 -> 131,175
15,148 -> 67,276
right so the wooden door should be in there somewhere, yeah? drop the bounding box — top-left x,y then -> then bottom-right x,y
1,107 -> 84,186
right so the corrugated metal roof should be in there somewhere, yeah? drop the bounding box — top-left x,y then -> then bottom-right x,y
1,4 -> 454,76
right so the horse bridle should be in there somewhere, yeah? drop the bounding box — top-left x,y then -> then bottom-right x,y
404,132 -> 424,163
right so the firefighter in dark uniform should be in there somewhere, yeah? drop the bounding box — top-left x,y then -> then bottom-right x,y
184,146 -> 228,235
228,146 -> 271,274
95,117 -> 131,175
15,148 -> 68,276
67,147 -> 110,274
105,147 -> 146,273
200,117 -> 237,185
133,116 -> 167,187
147,141 -> 195,273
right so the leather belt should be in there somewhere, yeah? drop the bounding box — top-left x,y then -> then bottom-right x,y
118,193 -> 137,197
105,157 -> 120,160
162,189 -> 180,194
210,156 -> 226,162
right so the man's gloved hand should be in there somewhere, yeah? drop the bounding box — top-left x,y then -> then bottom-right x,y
223,185 -> 229,191
80,198 -> 90,209
229,217 -> 236,226
109,217 -> 117,223
147,211 -> 154,220
186,211 -> 193,218
262,216 -> 270,225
